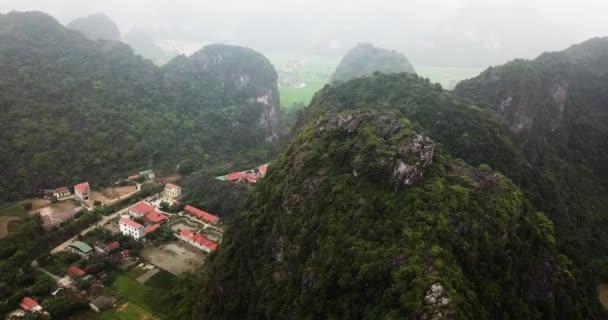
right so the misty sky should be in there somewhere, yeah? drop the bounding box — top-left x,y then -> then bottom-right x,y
1,0 -> 607,67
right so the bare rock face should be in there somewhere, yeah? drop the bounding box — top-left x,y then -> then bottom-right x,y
319,111 -> 434,191
391,134 -> 434,190
423,283 -> 453,320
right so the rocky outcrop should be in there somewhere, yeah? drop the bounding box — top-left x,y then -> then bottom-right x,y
318,111 -> 434,190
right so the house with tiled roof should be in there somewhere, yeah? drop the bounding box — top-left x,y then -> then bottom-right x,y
19,297 -> 42,312
128,174 -> 140,180
95,241 -> 120,254
119,218 -> 145,240
53,186 -> 71,199
74,182 -> 90,201
90,296 -> 114,313
68,241 -> 93,259
184,205 -> 219,224
128,201 -> 154,218
178,229 -> 217,252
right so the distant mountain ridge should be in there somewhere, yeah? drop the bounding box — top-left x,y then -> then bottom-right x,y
0,11 -> 280,200
331,43 -> 416,81
67,13 -> 121,42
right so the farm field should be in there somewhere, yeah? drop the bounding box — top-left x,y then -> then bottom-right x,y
269,52 -> 485,109
416,66 -> 484,89
0,202 -> 29,238
91,186 -> 138,203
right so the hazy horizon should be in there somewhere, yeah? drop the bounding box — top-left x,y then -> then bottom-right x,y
1,0 -> 607,67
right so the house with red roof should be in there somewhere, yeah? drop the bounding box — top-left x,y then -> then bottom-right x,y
145,210 -> 168,223
53,186 -> 71,199
128,174 -> 140,180
67,265 -> 86,278
19,297 -> 42,312
74,182 -> 90,201
128,201 -> 154,218
144,223 -> 161,234
163,183 -> 182,200
178,229 -> 217,252
119,217 -> 145,240
184,205 -> 219,224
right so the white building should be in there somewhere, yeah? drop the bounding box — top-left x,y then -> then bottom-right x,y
163,183 -> 182,200
119,218 -> 145,240
53,186 -> 71,199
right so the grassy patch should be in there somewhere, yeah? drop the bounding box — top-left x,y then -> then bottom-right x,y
0,202 -> 29,218
144,270 -> 176,291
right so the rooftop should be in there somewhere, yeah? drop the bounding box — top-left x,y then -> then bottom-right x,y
19,297 -> 39,311
67,265 -> 86,278
55,186 -> 69,193
145,210 -> 168,223
145,223 -> 161,234
130,201 -> 154,214
180,229 -> 217,250
120,217 -> 143,229
165,182 -> 180,189
74,182 -> 89,193
69,241 -> 93,253
184,205 -> 219,224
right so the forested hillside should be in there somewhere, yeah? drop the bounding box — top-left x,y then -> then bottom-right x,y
454,37 -> 608,271
0,11 -> 280,200
195,108 -> 602,319
331,43 -> 415,82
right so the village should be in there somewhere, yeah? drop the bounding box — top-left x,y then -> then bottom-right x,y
5,164 -> 269,320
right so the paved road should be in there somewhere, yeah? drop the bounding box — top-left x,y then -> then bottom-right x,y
50,208 -> 128,254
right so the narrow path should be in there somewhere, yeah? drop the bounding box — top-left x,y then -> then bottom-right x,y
136,268 -> 160,284
37,266 -> 61,281
50,208 -> 127,254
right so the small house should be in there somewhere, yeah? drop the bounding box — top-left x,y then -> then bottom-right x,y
128,174 -> 140,180
74,182 -> 90,201
53,186 -> 71,199
139,169 -> 155,179
19,297 -> 42,313
89,296 -> 114,313
68,241 -> 93,259
67,265 -> 86,278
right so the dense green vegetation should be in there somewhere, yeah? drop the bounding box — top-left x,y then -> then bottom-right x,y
0,11 -> 280,201
331,43 -> 415,82
195,109 -> 601,318
180,173 -> 248,220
